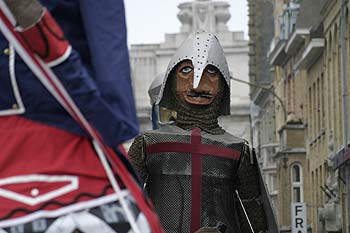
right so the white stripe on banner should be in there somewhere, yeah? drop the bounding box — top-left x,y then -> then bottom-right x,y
46,212 -> 117,233
128,213 -> 151,233
0,192 -> 131,228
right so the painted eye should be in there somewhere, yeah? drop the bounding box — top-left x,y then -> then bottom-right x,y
207,68 -> 217,74
181,66 -> 193,74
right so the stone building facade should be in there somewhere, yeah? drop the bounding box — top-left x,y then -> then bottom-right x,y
269,1 -> 312,230
129,0 -> 251,143
264,0 -> 350,232
319,1 -> 350,232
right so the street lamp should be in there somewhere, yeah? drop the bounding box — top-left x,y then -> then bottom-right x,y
230,76 -> 287,122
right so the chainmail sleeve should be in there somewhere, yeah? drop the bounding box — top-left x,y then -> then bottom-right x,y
235,144 -> 268,233
128,135 -> 148,182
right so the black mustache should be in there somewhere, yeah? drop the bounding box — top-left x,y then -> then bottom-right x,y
186,91 -> 213,98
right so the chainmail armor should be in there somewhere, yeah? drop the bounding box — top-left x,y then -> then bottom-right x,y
140,126 -> 244,233
128,135 -> 147,182
175,99 -> 224,135
235,144 -> 267,233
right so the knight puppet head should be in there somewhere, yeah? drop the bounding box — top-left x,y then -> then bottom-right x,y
156,32 -> 231,116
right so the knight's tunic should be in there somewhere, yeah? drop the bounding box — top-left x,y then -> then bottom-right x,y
138,125 -> 249,233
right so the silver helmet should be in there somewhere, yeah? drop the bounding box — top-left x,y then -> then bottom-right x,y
148,73 -> 177,128
156,32 -> 231,115
148,73 -> 165,106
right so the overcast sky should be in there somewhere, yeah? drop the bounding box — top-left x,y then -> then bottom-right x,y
124,0 -> 248,45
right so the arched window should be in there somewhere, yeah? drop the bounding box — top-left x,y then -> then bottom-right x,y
328,32 -> 332,57
291,163 -> 303,202
334,24 -> 338,53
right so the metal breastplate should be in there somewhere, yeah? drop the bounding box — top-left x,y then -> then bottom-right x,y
143,125 -> 245,233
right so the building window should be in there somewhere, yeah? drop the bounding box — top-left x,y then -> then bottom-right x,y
291,163 -> 303,202
271,174 -> 277,192
321,73 -> 325,129
308,87 -> 312,139
279,1 -> 300,39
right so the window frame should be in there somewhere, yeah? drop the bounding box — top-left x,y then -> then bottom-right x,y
291,163 -> 304,203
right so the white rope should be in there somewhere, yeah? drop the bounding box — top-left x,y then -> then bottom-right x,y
235,190 -> 255,233
93,140 -> 141,233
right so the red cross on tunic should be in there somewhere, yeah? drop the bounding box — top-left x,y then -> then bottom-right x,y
146,128 -> 241,233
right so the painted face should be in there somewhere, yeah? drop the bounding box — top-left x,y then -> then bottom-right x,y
175,60 -> 220,106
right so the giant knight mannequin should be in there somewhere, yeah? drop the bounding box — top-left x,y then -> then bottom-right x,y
129,32 -> 279,233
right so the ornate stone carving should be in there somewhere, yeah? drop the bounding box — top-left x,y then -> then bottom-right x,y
177,0 -> 231,33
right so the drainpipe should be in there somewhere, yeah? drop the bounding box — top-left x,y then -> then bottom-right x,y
340,0 -> 350,231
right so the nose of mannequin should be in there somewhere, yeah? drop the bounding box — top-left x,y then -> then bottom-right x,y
194,76 -> 210,92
